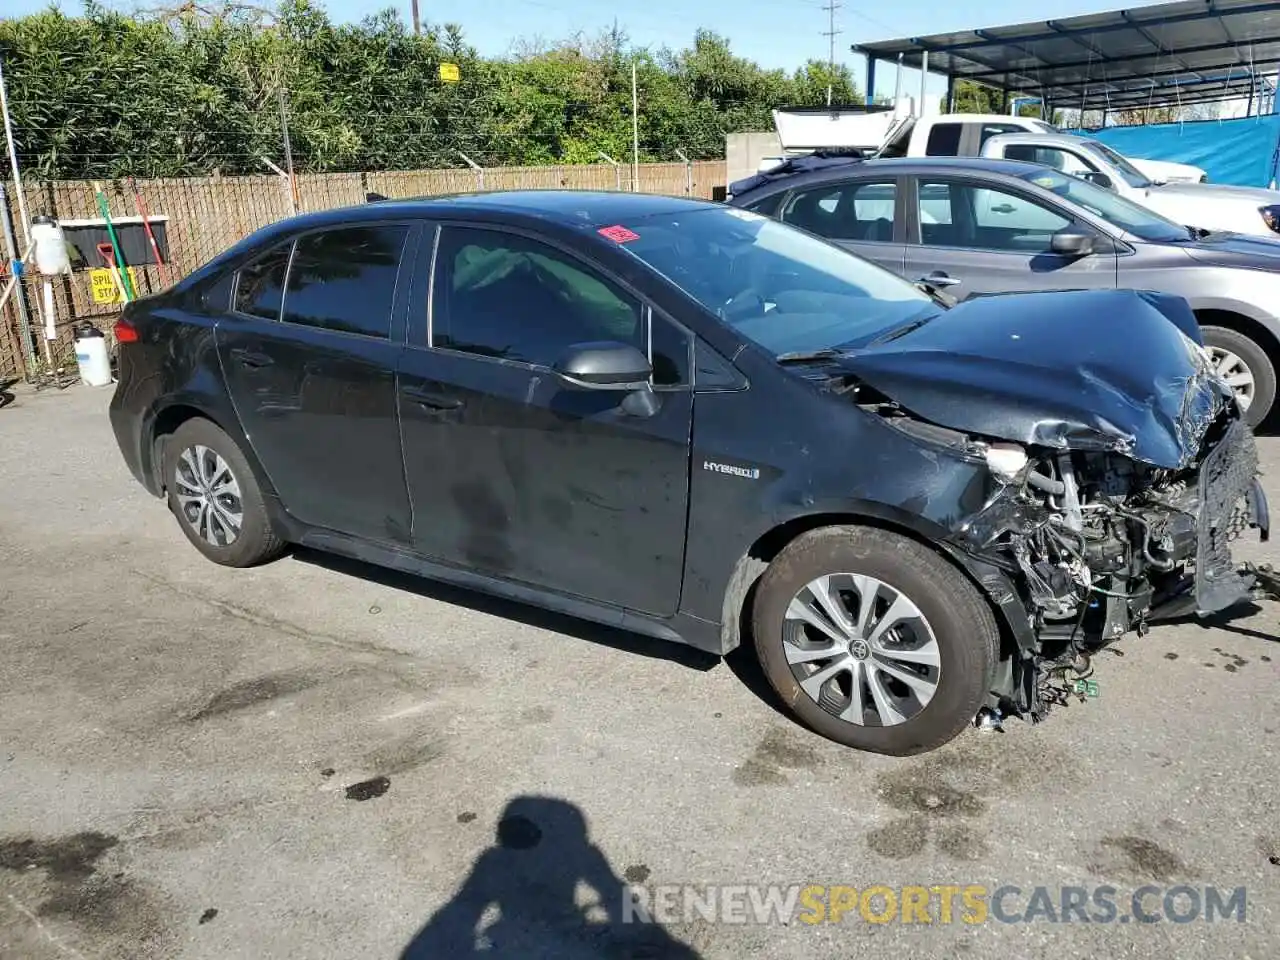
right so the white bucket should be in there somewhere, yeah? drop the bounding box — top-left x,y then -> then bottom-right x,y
74,323 -> 113,387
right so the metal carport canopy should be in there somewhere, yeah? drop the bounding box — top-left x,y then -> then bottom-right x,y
851,0 -> 1280,111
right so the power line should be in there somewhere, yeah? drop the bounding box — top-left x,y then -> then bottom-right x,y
820,0 -> 842,105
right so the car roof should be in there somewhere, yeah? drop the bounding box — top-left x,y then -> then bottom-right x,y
272,190 -> 714,234
733,156 -> 1047,198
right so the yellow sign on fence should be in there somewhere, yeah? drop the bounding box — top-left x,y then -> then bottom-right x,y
439,62 -> 460,83
89,267 -> 139,304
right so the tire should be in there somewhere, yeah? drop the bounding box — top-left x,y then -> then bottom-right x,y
1200,325 -> 1276,429
162,417 -> 286,567
752,525 -> 998,756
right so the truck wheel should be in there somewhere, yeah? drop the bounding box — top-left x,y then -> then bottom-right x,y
752,526 -> 998,756
163,418 -> 286,567
1200,325 -> 1276,428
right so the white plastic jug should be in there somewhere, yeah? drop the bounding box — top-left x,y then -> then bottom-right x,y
31,215 -> 71,276
74,322 -> 112,387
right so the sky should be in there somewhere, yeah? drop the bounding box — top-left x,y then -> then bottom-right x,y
5,0 -> 1162,100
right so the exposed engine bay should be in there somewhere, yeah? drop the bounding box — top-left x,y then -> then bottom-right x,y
841,380 -> 1271,726
805,288 -> 1273,728
963,413 -> 1268,720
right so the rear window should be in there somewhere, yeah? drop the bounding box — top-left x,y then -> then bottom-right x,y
925,123 -> 963,156
281,225 -> 409,339
743,192 -> 786,218
234,245 -> 291,321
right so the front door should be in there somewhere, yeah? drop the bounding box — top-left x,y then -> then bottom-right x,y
397,224 -> 693,616
217,223 -> 416,542
776,177 -> 907,274
905,177 -> 1118,299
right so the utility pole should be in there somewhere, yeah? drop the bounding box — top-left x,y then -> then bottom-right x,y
821,0 -> 842,106
410,0 -> 420,35
278,85 -> 299,214
631,60 -> 639,193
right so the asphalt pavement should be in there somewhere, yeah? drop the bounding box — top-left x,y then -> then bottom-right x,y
1,382 -> 1277,959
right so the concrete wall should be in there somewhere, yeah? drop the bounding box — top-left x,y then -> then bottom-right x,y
725,131 -> 783,188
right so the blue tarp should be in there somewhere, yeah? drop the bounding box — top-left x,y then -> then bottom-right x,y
1074,115 -> 1280,188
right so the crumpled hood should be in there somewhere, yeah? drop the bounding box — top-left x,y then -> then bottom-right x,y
833,289 -> 1234,468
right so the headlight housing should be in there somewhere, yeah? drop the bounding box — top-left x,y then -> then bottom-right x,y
1260,204 -> 1280,235
985,442 -> 1029,483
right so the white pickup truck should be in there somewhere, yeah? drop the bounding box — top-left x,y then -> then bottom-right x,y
876,112 -> 1207,184
978,131 -> 1280,239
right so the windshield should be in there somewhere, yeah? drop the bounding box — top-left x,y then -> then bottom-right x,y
613,207 -> 936,356
1017,167 -> 1188,242
1083,139 -> 1152,189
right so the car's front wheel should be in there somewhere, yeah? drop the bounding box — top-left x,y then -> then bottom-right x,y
752,526 -> 998,756
163,417 -> 286,567
1200,325 -> 1276,429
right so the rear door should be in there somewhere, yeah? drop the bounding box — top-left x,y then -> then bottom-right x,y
776,176 -> 907,273
396,223 -> 694,616
903,176 -> 1118,298
217,222 -> 417,542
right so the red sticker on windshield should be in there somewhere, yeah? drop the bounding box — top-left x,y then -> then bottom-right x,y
598,224 -> 640,243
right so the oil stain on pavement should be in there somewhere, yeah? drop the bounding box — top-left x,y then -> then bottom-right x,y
866,736 -> 1074,862
1095,834 -> 1190,881
731,726 -> 824,786
185,672 -> 318,721
0,831 -> 174,956
346,776 -> 391,801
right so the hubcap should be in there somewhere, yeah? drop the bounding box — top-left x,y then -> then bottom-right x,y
174,445 -> 243,547
782,574 -> 940,727
1206,346 -> 1255,412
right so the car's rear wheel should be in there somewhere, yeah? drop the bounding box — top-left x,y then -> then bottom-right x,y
163,418 -> 285,567
1200,325 -> 1276,429
752,525 -> 998,756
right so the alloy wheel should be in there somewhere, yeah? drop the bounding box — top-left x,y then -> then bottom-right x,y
1207,345 -> 1255,412
174,444 -> 243,547
782,573 -> 941,727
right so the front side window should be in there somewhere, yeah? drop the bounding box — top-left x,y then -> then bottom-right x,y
282,225 -> 409,339
1004,144 -> 1098,179
1084,139 -> 1152,188
234,245 -> 291,321
1015,167 -> 1187,242
433,227 -> 643,368
917,180 -> 1070,252
781,180 -> 897,242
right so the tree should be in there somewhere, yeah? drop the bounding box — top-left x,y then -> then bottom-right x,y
0,3 -> 864,177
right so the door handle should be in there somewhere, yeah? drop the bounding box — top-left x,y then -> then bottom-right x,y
230,348 -> 273,369
991,203 -> 1016,214
401,385 -> 463,411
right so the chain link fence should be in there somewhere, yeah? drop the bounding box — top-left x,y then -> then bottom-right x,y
0,159 -> 725,380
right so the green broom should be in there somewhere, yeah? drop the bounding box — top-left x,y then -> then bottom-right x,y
93,181 -> 136,301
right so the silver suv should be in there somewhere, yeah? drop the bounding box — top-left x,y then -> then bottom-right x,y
730,156 -> 1280,427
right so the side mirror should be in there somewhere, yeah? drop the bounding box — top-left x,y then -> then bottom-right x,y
1081,171 -> 1114,190
553,341 -> 652,390
1050,226 -> 1096,257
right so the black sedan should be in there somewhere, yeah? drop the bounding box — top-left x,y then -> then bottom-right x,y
110,191 -> 1268,755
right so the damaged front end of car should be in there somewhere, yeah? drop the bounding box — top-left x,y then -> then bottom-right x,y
950,412 -> 1268,722
831,289 -> 1271,725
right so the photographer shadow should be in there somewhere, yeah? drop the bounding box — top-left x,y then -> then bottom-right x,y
400,795 -> 703,960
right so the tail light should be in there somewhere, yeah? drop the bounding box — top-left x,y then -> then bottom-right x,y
113,316 -> 139,343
